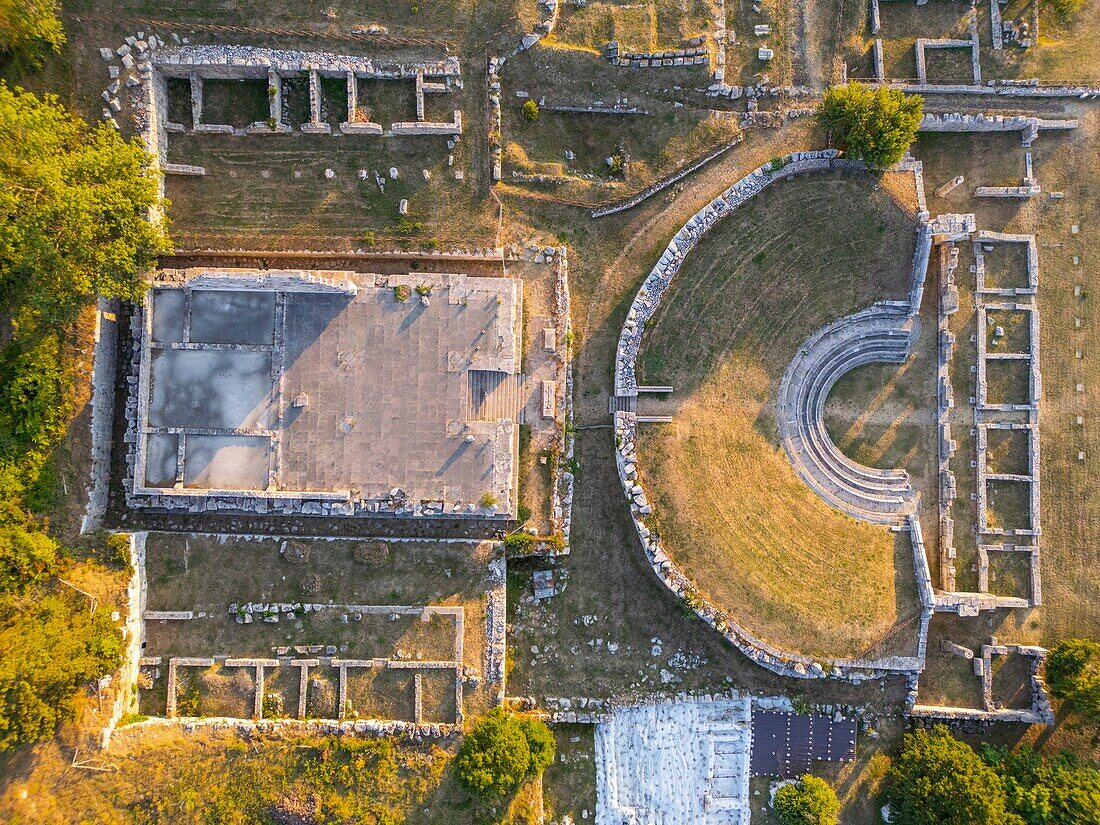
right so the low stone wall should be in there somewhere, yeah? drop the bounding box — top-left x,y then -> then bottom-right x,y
614,150 -> 857,397
163,163 -> 206,175
100,532 -> 147,749
919,113 -> 1078,147
591,136 -> 743,218
120,715 -> 460,741
549,249 -> 575,549
485,556 -> 507,704
614,410 -> 925,682
875,80 -> 1100,98
157,44 -> 460,81
82,298 -> 120,534
605,37 -> 711,68
390,111 -> 462,135
911,641 -> 1053,725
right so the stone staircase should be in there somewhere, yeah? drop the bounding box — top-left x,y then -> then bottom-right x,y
777,302 -> 918,525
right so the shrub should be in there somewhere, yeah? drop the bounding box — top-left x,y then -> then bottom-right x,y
504,532 -> 536,555
262,692 -> 283,719
517,715 -> 555,775
0,331 -> 68,450
774,775 -> 840,825
981,744 -> 1100,825
104,532 -> 132,574
352,541 -> 390,566
516,504 -> 532,525
456,709 -> 531,799
0,0 -> 64,64
816,83 -> 923,168
886,725 -> 1024,825
415,284 -> 432,297
480,491 -> 499,509
0,595 -> 124,749
522,100 -> 539,122
363,230 -> 377,247
455,709 -> 553,800
1045,639 -> 1100,725
0,524 -> 59,595
300,573 -> 322,596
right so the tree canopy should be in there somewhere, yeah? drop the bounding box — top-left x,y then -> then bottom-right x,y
886,725 -> 1024,825
0,83 -> 166,751
816,83 -> 924,169
454,709 -> 556,800
1045,639 -> 1100,726
0,0 -> 64,64
981,745 -> 1100,825
0,82 -> 170,327
774,774 -> 840,825
0,594 -> 123,750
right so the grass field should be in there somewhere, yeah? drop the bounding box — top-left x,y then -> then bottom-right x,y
550,0 -> 719,54
138,533 -> 496,720
631,171 -> 925,660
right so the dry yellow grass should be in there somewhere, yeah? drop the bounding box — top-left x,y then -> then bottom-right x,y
635,171 -> 924,659
640,366 -> 915,658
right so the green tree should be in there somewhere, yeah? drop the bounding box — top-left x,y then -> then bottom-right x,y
0,525 -> 58,594
886,725 -> 1024,825
517,714 -> 555,775
816,83 -> 924,168
0,83 -> 170,327
0,0 -> 64,64
455,708 -> 533,800
774,775 -> 840,825
0,329 -> 68,450
1046,639 -> 1100,725
0,594 -> 123,750
982,745 -> 1100,825
522,99 -> 539,123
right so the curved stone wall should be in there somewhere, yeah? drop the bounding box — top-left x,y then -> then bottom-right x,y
777,302 -> 919,525
612,151 -> 934,682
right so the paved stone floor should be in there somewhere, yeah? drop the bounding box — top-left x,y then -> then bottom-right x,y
137,273 -> 520,511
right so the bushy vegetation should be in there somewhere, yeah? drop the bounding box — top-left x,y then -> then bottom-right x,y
0,82 -> 169,751
886,725 -> 1022,825
0,0 -> 64,66
0,83 -> 169,326
0,594 -> 123,749
981,745 -> 1100,825
1045,638 -> 1100,726
522,99 -> 539,123
816,83 -> 923,168
455,709 -> 555,800
887,725 -> 1100,825
773,774 -> 839,825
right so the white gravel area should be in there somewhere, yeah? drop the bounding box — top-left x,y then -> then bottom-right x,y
595,698 -> 752,825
